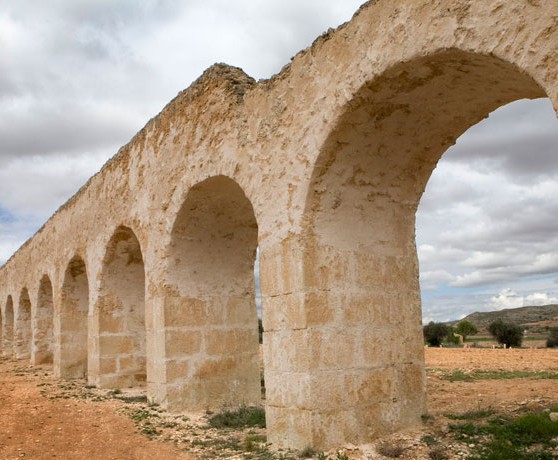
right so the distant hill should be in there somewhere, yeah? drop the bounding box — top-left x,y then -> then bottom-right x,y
447,304 -> 558,335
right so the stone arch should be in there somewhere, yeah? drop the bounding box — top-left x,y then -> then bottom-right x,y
164,175 -> 260,410
15,288 -> 32,359
92,226 -> 146,388
307,50 -> 547,228
58,256 -> 89,379
32,275 -> 54,365
265,50 -> 551,448
2,296 -> 14,358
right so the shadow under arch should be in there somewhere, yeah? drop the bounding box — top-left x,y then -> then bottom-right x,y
164,175 -> 260,411
15,288 -> 31,359
2,296 -> 14,358
276,49 -> 552,448
92,225 -> 146,388
33,274 -> 54,365
57,255 -> 89,379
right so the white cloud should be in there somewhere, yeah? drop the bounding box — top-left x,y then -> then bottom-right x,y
0,239 -> 23,266
417,244 -> 466,267
447,251 -> 558,288
525,292 -> 558,306
419,270 -> 455,291
488,288 -> 558,311
451,271 -> 512,288
489,288 -> 524,310
446,99 -> 558,178
462,251 -> 524,269
0,152 -> 108,218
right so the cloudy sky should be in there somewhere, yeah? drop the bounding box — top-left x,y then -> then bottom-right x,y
418,98 -> 558,322
1,1 -> 557,322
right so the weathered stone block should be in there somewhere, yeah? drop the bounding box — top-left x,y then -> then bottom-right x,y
165,329 -> 202,357
204,328 -> 257,356
164,296 -> 206,328
99,336 -> 134,355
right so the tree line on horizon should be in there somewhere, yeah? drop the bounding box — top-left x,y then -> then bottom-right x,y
423,319 -> 528,348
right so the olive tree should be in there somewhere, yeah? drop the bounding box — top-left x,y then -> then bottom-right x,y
546,327 -> 558,348
488,320 -> 523,348
423,322 -> 450,347
455,320 -> 478,341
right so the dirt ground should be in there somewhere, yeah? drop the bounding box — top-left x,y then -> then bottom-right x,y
1,348 -> 558,459
426,347 -> 558,414
0,358 -> 193,460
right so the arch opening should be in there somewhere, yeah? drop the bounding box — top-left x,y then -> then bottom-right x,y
59,256 -> 89,379
165,175 -> 260,410
15,288 -> 32,359
279,50 -> 550,448
416,97 -> 558,326
95,226 -> 146,388
33,275 -> 54,365
2,296 -> 14,358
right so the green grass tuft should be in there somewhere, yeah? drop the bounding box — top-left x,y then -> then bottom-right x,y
207,406 -> 266,429
447,410 -> 558,460
488,412 -> 558,447
445,408 -> 495,420
130,408 -> 159,422
439,369 -> 558,382
421,435 -> 439,446
449,421 -> 488,440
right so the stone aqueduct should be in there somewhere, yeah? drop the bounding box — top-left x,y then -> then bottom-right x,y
0,0 -> 557,449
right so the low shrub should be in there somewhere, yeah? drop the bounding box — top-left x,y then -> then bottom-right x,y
428,446 -> 449,460
207,406 -> 266,429
376,442 -> 406,458
546,327 -> 558,348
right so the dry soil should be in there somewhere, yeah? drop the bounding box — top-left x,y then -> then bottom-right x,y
1,348 -> 558,459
